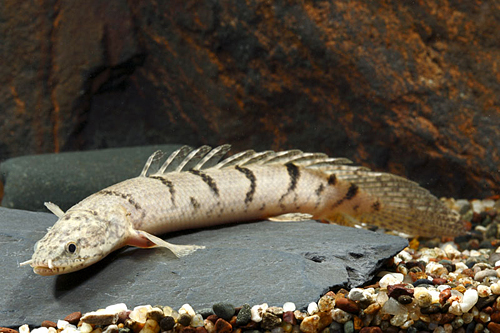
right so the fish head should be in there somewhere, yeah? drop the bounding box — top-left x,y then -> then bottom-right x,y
22,209 -> 129,275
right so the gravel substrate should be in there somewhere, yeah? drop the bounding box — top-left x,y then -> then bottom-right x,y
3,197 -> 500,333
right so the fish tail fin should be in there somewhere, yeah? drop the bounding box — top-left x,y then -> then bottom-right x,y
314,168 -> 464,238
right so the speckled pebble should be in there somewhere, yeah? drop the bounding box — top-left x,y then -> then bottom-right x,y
235,303 -> 251,326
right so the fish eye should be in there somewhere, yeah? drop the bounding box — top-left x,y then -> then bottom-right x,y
66,242 -> 77,254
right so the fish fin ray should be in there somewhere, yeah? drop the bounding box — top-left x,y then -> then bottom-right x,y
128,230 -> 205,257
44,202 -> 65,218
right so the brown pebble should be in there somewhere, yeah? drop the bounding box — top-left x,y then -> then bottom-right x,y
206,314 -> 218,324
283,311 -> 297,325
0,328 -> 19,333
488,322 -> 500,333
491,311 -> 500,323
387,284 -> 414,299
180,327 -> 196,333
336,297 -> 359,313
353,315 -> 363,330
484,306 -> 494,315
214,318 -> 232,333
439,289 -> 451,304
439,313 -> 455,324
462,268 -> 474,277
432,277 -> 447,285
41,321 -> 57,328
364,303 -> 381,315
64,311 -> 82,325
195,327 -> 208,333
359,327 -> 383,333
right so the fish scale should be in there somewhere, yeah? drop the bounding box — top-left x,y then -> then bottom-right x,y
20,145 -> 465,275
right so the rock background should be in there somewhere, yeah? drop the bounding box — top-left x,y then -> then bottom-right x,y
1,0 -> 499,199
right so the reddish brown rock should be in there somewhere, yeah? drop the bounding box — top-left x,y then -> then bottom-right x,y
283,311 -> 296,325
214,318 -> 232,333
41,321 -> 57,328
439,288 -> 452,304
387,284 -> 414,299
488,322 -> 500,333
64,311 -> 82,325
336,297 -> 360,313
1,1 -> 499,199
359,327 -> 383,333
492,311 -> 500,323
0,328 -> 18,333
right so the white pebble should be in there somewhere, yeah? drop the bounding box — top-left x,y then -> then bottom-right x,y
448,301 -> 463,315
441,242 -> 461,259
79,323 -> 93,333
190,314 -> 204,327
48,328 -> 56,333
129,305 -> 153,323
31,328 -> 48,333
414,287 -> 433,308
460,289 -> 478,313
331,308 -> 351,323
380,297 -> 408,316
105,303 -> 128,313
379,273 -> 404,288
251,303 -> 268,322
179,303 -> 196,317
307,302 -> 318,315
283,302 -> 296,312
348,288 -> 365,301
491,282 -> 500,294
19,325 -> 30,333
477,285 -> 492,297
426,262 -> 448,276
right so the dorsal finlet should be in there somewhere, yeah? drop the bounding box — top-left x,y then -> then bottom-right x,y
192,144 -> 231,170
44,202 -> 65,218
140,150 -> 165,177
157,146 -> 193,174
175,145 -> 212,172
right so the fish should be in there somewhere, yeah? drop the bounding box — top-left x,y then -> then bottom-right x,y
20,145 -> 464,275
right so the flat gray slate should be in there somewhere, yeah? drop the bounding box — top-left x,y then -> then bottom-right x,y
0,144 -> 182,212
1,207 -> 408,327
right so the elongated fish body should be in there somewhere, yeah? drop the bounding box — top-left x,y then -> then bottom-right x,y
21,145 -> 465,275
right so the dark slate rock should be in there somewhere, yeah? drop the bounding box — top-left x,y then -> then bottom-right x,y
212,303 -> 235,321
0,144 -> 182,212
0,207 -> 407,327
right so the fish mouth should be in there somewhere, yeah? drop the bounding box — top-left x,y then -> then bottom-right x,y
20,259 -> 64,276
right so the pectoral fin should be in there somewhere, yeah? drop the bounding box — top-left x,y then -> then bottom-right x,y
127,229 -> 205,257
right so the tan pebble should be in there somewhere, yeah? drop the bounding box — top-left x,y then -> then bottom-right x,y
103,325 -> 119,333
353,315 -> 363,330
203,319 -> 215,333
138,319 -> 159,333
299,315 -> 320,333
41,321 -> 57,328
81,312 -> 119,326
261,312 -> 282,330
267,306 -> 284,317
317,311 -> 333,330
146,308 -> 164,322
292,310 -> 308,321
364,303 -> 381,315
414,288 -> 432,308
332,308 -> 352,323
79,323 -> 93,333
281,322 -> 293,333
318,293 -> 336,312
124,318 -> 144,333
91,327 -> 103,333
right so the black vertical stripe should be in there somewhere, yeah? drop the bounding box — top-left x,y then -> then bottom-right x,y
188,170 -> 219,196
285,163 -> 300,192
331,183 -> 360,209
149,176 -> 176,206
235,166 -> 257,204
